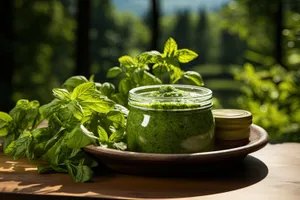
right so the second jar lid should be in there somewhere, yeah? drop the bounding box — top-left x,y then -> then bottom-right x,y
212,109 -> 252,140
212,109 -> 252,126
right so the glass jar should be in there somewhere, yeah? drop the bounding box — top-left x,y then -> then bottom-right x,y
126,84 -> 215,154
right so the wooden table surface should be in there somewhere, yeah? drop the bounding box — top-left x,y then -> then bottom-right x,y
0,143 -> 300,200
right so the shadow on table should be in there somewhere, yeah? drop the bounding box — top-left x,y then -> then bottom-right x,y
0,155 -> 268,199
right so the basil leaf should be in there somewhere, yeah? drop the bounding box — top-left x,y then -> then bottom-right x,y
9,99 -> 30,126
118,55 -> 136,66
143,71 -> 162,85
26,100 -> 41,129
38,164 -> 68,173
97,125 -> 108,142
39,99 -> 62,119
99,82 -> 115,97
4,131 -> 32,159
65,125 -> 97,149
106,110 -> 126,128
182,71 -> 204,86
68,148 -> 98,168
113,142 -> 127,151
0,112 -> 13,136
170,66 -> 183,84
177,49 -> 198,63
137,51 -> 162,64
107,67 -> 122,78
111,93 -> 126,106
81,96 -> 114,114
71,82 -> 95,101
152,64 -> 170,76
57,101 -> 83,128
119,78 -> 132,94
3,130 -> 20,150
52,88 -> 71,101
109,129 -> 125,143
0,112 -> 13,123
62,76 -> 88,91
41,134 -> 64,165
43,128 -> 66,154
8,100 -> 40,131
27,128 -> 50,159
114,104 -> 129,117
163,37 -> 178,57
65,160 -> 93,183
132,68 -> 144,84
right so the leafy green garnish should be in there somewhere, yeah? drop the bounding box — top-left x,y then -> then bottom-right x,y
0,80 -> 127,183
106,37 -> 201,106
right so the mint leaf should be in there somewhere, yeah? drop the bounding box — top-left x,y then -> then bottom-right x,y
182,71 -> 204,86
62,76 -> 88,91
71,82 -> 95,101
177,49 -> 198,63
52,88 -> 71,101
107,67 -> 123,78
163,37 -> 178,57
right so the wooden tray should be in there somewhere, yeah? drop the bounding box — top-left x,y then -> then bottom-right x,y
83,124 -> 268,176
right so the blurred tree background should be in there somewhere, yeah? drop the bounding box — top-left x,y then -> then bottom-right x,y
0,0 -> 299,142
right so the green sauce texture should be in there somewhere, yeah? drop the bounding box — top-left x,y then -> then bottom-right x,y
126,85 -> 215,154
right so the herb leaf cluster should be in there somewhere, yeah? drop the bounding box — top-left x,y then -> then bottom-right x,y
0,77 -> 127,182
106,37 -> 203,105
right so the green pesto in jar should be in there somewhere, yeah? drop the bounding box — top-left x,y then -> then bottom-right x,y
132,85 -> 203,110
126,85 -> 215,154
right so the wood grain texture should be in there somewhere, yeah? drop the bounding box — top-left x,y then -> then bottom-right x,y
0,143 -> 300,200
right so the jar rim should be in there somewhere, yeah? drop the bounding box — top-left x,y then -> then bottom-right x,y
128,84 -> 213,111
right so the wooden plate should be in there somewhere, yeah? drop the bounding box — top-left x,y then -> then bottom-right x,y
83,124 -> 268,176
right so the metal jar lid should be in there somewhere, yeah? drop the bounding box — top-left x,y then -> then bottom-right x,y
212,109 -> 252,140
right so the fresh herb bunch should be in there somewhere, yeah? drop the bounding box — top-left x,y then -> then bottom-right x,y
107,37 -> 203,106
0,37 -> 203,182
0,77 -> 127,182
